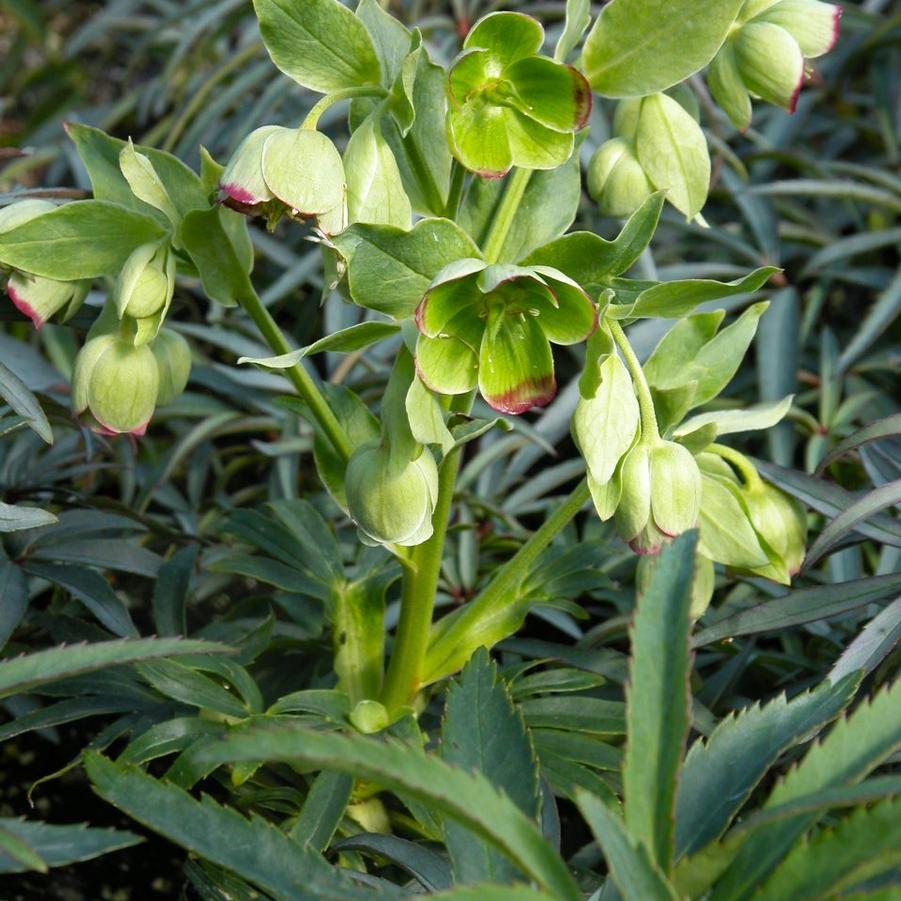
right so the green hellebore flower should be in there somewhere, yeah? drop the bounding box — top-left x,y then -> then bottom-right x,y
587,137 -> 654,218
709,0 -> 841,131
345,442 -> 439,547
1,200 -> 90,329
219,125 -> 345,228
615,439 -> 702,554
72,334 -> 160,436
446,12 -> 591,177
150,328 -> 192,406
414,261 -> 597,414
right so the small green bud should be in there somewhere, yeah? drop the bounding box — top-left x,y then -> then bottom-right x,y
743,481 -> 807,584
349,700 -> 389,734
733,21 -> 805,112
115,242 -> 174,321
345,443 -> 439,547
587,138 -> 654,218
150,328 -> 191,405
6,271 -> 89,329
616,439 -> 702,554
72,335 -> 159,436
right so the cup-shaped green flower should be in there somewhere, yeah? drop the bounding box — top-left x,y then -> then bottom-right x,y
414,261 -> 596,414
72,334 -> 160,436
150,328 -> 192,406
709,0 -> 841,131
1,199 -> 91,329
345,442 -> 439,547
219,125 -> 345,227
446,12 -> 591,177
615,438 -> 702,554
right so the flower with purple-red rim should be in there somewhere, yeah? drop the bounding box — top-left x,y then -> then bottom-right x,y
414,260 -> 597,415
0,200 -> 90,329
218,126 -> 345,230
709,0 -> 842,131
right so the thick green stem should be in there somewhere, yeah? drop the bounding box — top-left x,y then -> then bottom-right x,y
381,442 -> 465,715
609,318 -> 659,441
444,160 -> 466,220
302,86 -> 388,131
238,290 -> 354,464
423,478 -> 591,684
481,167 -> 532,263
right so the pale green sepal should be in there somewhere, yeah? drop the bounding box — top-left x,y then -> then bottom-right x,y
261,128 -> 345,216
649,441 -> 702,537
587,138 -> 654,218
755,0 -> 841,58
150,329 -> 192,406
733,21 -> 804,111
709,42 -> 753,131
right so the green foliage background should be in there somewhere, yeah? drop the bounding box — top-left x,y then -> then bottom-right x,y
0,0 -> 898,897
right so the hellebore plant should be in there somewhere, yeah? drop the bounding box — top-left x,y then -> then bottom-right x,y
0,0 -> 839,727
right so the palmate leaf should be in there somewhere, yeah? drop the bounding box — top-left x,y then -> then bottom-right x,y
623,531 -> 696,874
710,677 -> 901,900
84,753 -> 379,901
674,674 -> 859,858
757,796 -> 901,900
576,790 -> 678,901
0,817 -> 141,874
0,638 -> 231,699
441,648 -> 540,885
194,723 -> 582,900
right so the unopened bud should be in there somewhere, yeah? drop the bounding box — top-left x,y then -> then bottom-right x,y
72,335 -> 159,436
743,481 -> 807,584
115,242 -> 174,322
150,328 -> 191,405
345,443 -> 439,547
587,138 -> 653,218
6,272 -> 89,329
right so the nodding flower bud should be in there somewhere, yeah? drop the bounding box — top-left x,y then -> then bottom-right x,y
150,328 -> 191,406
587,138 -> 654,218
1,200 -> 91,329
616,439 -> 702,554
6,272 -> 89,329
218,125 -> 345,228
742,480 -> 807,584
115,242 -> 174,325
710,0 -> 840,130
344,443 -> 439,547
72,334 -> 160,436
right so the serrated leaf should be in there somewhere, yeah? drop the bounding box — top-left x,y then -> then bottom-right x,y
84,753 -> 378,900
0,817 -> 141,874
575,790 -> 679,900
758,796 -> 901,900
712,678 -> 901,899
441,648 -> 540,885
0,638 -> 230,699
623,532 -> 696,874
193,724 -> 581,900
674,675 -> 859,858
